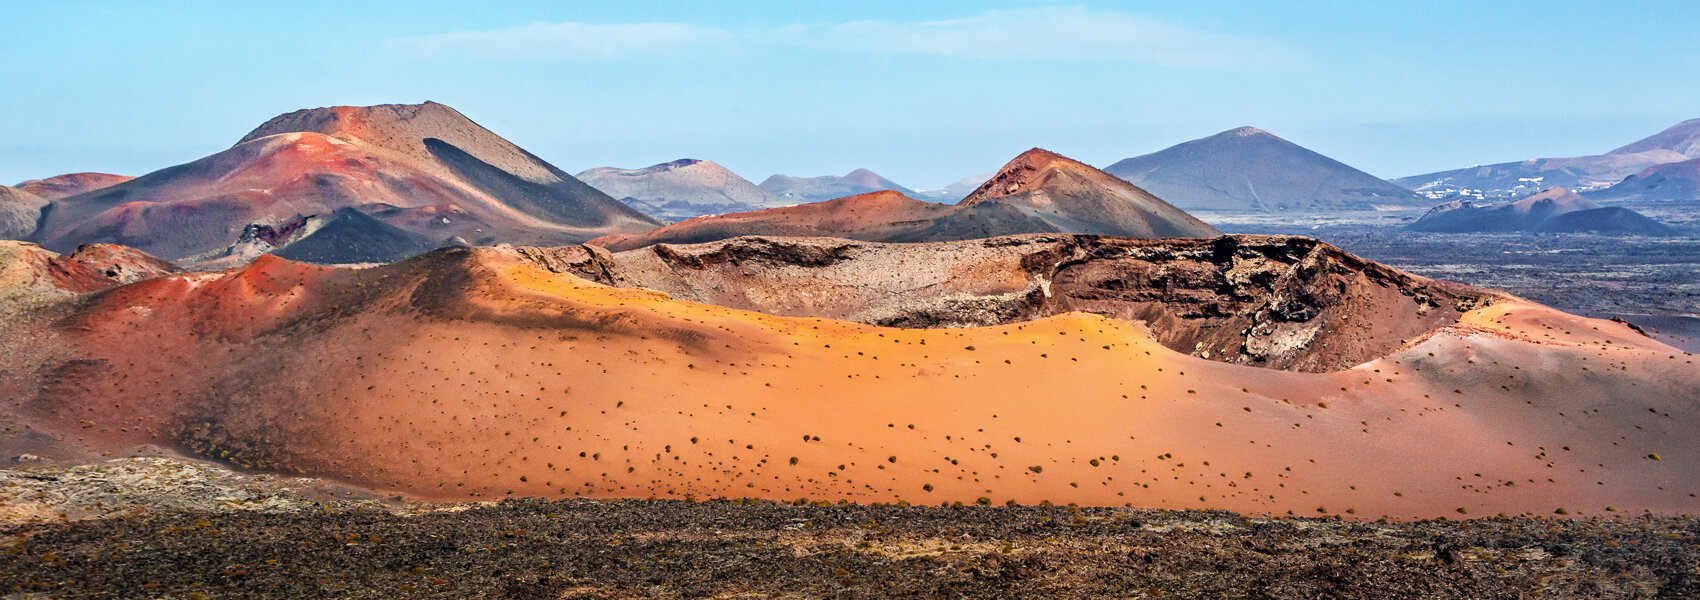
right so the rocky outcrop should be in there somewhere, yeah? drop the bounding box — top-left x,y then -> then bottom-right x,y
0,241 -> 178,315
525,234 -> 1501,372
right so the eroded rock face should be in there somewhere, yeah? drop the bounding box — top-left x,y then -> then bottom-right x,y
517,234 -> 1502,372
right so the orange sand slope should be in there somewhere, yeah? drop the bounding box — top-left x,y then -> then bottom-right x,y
1,247 -> 1695,520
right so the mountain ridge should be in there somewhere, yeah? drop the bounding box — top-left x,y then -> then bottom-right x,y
577,159 -> 784,221
593,148 -> 1219,250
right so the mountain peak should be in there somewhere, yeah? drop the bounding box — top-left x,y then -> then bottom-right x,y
1510,186 -> 1596,214
1608,117 -> 1700,158
957,148 -> 1221,238
232,101 -> 574,185
1106,128 -> 1422,211
961,148 -> 1095,203
661,158 -> 705,169
237,101 -> 464,146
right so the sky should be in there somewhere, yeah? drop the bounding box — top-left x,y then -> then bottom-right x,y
2,1 -> 1697,189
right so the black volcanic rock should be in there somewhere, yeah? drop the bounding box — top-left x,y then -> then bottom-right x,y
1534,207 -> 1678,235
270,207 -> 445,264
1105,127 -> 1424,211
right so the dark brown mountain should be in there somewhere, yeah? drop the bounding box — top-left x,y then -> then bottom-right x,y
33,102 -> 657,261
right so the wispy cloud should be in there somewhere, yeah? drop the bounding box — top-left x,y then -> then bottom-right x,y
385,8 -> 1296,68
777,7 -> 1297,68
384,21 -> 733,61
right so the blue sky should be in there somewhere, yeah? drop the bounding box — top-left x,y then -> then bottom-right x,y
3,1 -> 1697,189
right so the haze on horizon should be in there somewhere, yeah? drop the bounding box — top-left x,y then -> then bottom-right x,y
2,0 -> 1697,189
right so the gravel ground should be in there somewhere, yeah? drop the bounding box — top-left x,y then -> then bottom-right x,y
2,496 -> 1695,599
0,457 -> 391,524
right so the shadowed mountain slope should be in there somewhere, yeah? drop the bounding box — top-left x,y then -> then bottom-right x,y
0,186 -> 49,240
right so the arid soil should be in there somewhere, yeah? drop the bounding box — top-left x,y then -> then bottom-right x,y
0,456 -> 389,523
2,495 -> 1695,599
1,241 -> 1694,520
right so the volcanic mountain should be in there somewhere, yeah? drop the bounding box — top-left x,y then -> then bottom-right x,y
1105,127 -> 1424,212
0,186 -> 48,240
577,159 -> 785,221
592,149 -> 1220,250
1587,157 -> 1700,207
1394,118 -> 1700,198
0,239 -> 1693,520
32,102 -> 658,261
759,168 -> 914,203
916,172 -> 994,203
13,172 -> 134,200
1608,118 -> 1700,158
524,234 -> 1502,372
1409,187 -> 1676,235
